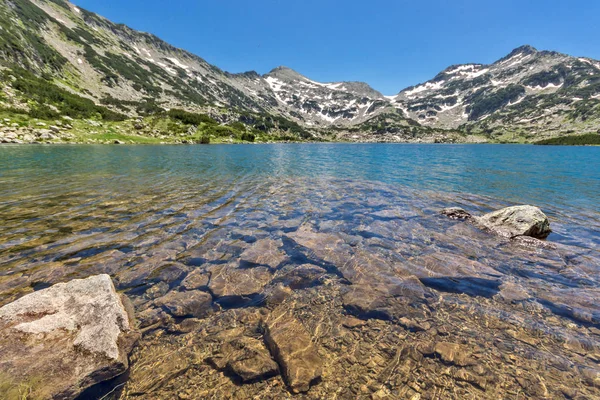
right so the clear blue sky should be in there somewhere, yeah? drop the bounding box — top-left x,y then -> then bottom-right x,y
74,0 -> 600,95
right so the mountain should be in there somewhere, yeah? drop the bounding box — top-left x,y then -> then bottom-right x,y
1,0 -> 600,143
390,45 -> 600,140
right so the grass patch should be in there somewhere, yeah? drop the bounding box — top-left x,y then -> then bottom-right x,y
0,372 -> 44,400
3,67 -> 126,121
535,133 -> 600,145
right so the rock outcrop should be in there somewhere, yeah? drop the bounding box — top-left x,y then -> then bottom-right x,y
442,205 -> 551,239
0,274 -> 139,399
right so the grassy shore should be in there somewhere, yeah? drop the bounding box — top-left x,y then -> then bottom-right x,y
535,133 -> 600,146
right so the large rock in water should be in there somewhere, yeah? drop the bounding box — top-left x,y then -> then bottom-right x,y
474,205 -> 551,239
0,274 -> 139,399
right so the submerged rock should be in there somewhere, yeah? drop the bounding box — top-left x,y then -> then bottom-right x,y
475,205 -> 551,239
433,342 -> 475,367
263,307 -> 322,393
441,207 -> 472,220
208,264 -> 272,307
0,274 -> 139,399
180,269 -> 210,290
154,290 -> 213,318
239,238 -> 287,268
210,335 -> 279,382
275,264 -> 327,289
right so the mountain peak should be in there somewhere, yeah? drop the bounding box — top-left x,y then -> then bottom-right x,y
496,45 -> 538,63
512,44 -> 538,54
265,66 -> 307,81
269,66 -> 295,73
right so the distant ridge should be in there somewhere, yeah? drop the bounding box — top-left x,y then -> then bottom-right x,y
1,0 -> 600,142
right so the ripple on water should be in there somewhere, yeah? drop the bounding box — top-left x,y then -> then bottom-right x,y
0,144 -> 599,398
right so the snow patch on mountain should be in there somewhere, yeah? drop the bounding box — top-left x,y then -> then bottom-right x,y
156,62 -> 176,75
526,82 -> 563,91
167,57 -> 189,70
405,81 -> 446,97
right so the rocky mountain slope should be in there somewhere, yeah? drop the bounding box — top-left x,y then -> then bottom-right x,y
1,0 -> 600,143
390,45 -> 600,141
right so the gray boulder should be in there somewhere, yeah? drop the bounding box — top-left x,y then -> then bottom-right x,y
474,205 -> 551,239
37,130 -> 57,140
0,274 -> 139,399
21,133 -> 35,142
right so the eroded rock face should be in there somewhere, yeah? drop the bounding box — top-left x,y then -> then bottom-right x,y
475,205 -> 551,239
0,274 -> 139,399
263,307 -> 323,393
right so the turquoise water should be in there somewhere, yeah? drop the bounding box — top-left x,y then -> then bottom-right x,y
2,144 -> 598,207
1,143 -> 600,398
1,143 -> 599,247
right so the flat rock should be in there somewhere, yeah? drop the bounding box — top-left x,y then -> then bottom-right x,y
263,307 -> 322,393
342,276 -> 428,321
286,224 -> 352,268
276,264 -> 327,289
123,342 -> 194,396
180,269 -> 210,290
341,316 -> 367,329
475,205 -> 551,239
434,342 -> 475,367
208,264 -> 273,306
211,335 -> 279,382
0,274 -> 139,399
154,290 -> 213,318
239,238 -> 287,268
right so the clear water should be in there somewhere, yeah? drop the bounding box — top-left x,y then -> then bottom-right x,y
2,143 -> 598,248
1,143 -> 599,398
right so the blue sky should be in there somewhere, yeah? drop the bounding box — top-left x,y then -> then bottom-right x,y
74,0 -> 600,95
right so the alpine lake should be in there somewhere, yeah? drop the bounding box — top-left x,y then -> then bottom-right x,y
1,143 -> 599,399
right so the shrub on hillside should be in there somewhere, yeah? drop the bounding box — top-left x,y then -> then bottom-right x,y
198,135 -> 210,144
167,109 -> 217,125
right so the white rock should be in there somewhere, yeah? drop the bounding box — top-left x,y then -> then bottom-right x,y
0,274 -> 139,398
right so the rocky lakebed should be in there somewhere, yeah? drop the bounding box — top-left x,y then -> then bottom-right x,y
0,174 -> 599,399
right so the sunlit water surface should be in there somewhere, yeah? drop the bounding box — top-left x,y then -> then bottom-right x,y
1,144 -> 599,398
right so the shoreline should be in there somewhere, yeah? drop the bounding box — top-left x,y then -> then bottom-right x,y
1,141 -> 599,146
